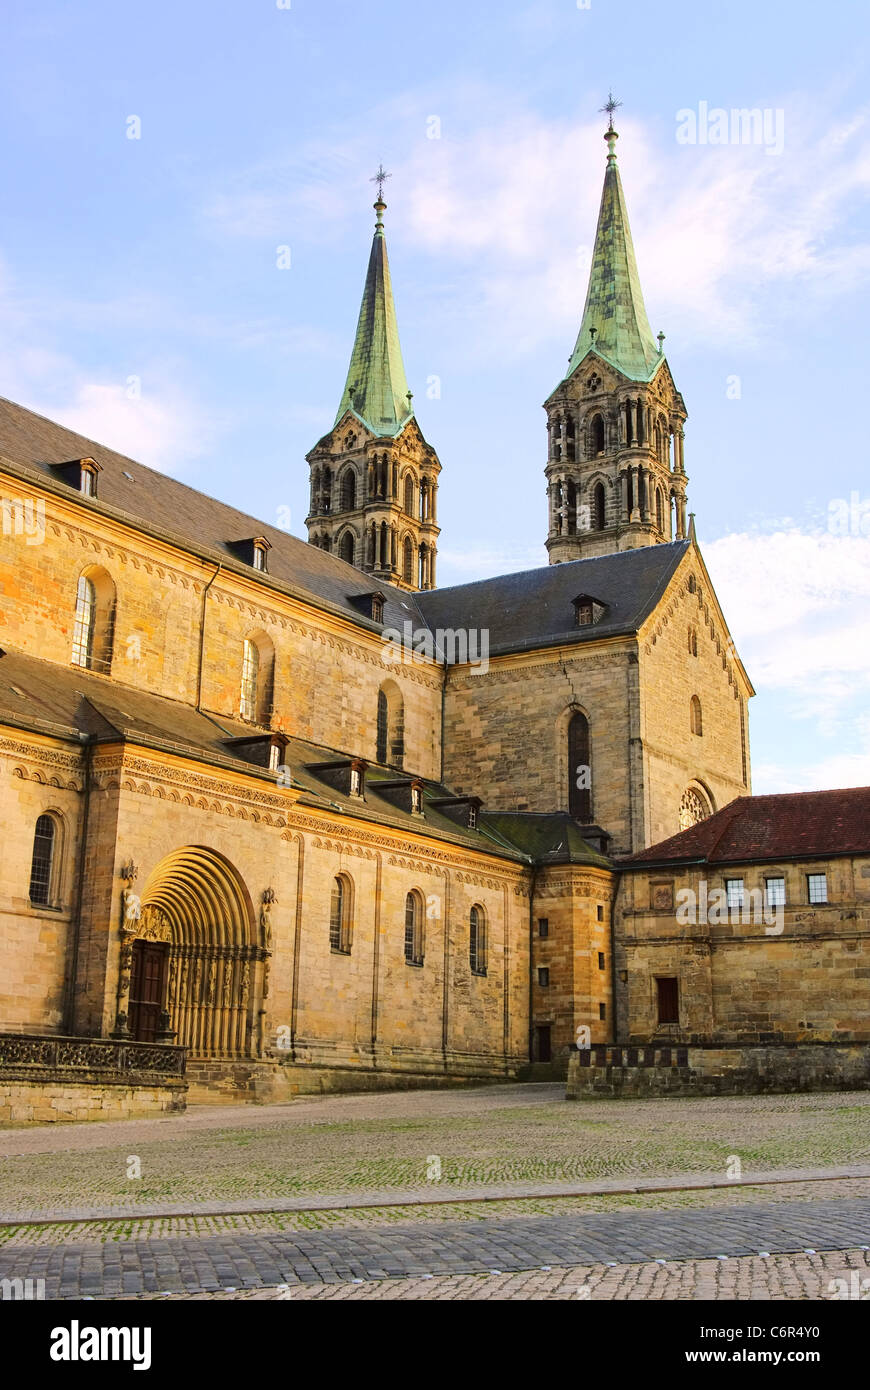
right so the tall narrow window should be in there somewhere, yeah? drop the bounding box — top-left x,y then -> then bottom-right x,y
591,414 -> 605,454
568,710 -> 592,820
404,475 -> 415,516
593,482 -> 606,531
240,639 -> 259,721
404,891 -> 424,966
376,690 -> 388,763
71,575 -> 96,669
469,905 -> 487,976
807,873 -> 828,905
403,536 -> 413,584
341,470 -> 356,511
329,875 -> 352,953
656,976 -> 679,1025
339,531 -> 354,565
29,814 -> 57,906
690,695 -> 703,736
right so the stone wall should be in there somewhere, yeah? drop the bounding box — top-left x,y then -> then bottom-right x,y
567,1041 -> 870,1099
614,854 -> 870,1044
0,1080 -> 187,1123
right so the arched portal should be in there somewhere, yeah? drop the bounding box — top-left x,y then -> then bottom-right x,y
134,847 -> 261,1059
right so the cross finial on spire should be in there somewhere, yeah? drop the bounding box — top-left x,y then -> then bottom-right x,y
599,91 -> 622,130
371,163 -> 391,201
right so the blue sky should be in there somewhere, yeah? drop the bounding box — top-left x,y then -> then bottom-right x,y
1,0 -> 869,794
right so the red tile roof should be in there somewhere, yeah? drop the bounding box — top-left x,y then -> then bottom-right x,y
622,788 -> 870,866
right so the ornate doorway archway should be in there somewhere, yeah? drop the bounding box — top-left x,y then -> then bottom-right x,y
115,848 -> 266,1059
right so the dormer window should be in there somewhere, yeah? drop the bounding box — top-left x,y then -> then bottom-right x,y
347,591 -> 386,624
349,759 -> 366,798
232,536 -> 272,572
371,595 -> 384,624
410,781 -> 424,816
572,593 -> 606,628
268,741 -> 281,772
53,457 -> 103,496
80,466 -> 96,496
467,804 -> 478,830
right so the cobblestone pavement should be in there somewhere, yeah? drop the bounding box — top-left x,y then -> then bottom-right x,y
110,1247 -> 870,1301
2,1196 -> 869,1298
2,1084 -> 870,1220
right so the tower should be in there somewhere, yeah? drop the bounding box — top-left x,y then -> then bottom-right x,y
545,101 -> 689,563
306,170 -> 441,591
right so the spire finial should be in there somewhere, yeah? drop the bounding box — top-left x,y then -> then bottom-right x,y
599,91 -> 622,162
371,163 -> 391,229
657,330 -> 665,354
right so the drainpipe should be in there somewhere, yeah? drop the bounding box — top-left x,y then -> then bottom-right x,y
64,733 -> 94,1035
527,863 -> 538,1065
196,562 -> 222,713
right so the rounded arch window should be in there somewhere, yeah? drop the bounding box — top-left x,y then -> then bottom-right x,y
679,785 -> 712,830
404,890 -> 424,966
338,531 -> 355,566
29,812 -> 63,907
469,904 -> 487,976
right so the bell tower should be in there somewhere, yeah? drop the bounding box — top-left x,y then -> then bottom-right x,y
545,99 -> 689,563
306,168 -> 441,591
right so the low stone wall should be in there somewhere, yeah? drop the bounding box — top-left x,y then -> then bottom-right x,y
0,1033 -> 187,1124
186,1058 -> 512,1104
566,1042 -> 870,1099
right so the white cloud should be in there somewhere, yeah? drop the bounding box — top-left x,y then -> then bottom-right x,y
704,526 -> 870,792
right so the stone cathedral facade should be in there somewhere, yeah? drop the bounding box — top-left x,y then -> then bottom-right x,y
0,116 -> 764,1115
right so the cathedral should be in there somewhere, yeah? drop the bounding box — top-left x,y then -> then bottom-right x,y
0,111 -> 763,1113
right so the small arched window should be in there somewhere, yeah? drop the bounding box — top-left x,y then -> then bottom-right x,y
404,890 -> 424,966
376,682 -> 404,767
656,489 -> 664,531
402,536 -> 413,584
376,689 -> 388,763
29,813 -> 58,906
240,639 -> 260,722
404,474 -> 416,516
680,785 -> 712,829
469,904 -> 487,976
568,711 -> 592,820
690,695 -> 703,736
329,875 -> 353,954
339,531 -> 355,566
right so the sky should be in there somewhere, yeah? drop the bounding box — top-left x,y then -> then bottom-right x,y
0,0 -> 868,795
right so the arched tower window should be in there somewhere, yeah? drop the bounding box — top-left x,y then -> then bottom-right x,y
567,711 -> 592,821
404,474 -> 416,516
338,531 -> 355,566
340,469 -> 356,511
469,904 -> 487,976
29,813 -> 59,906
656,489 -> 664,531
593,482 -> 606,531
404,890 -> 424,966
240,639 -> 259,722
591,414 -> 605,455
402,536 -> 413,584
690,695 -> 703,736
329,874 -> 353,954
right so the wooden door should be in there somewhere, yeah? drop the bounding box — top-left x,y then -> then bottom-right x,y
129,941 -> 168,1042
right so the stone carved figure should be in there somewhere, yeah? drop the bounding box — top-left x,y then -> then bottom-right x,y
207,960 -> 217,1005
260,888 -> 277,951
222,960 -> 233,1007
121,886 -> 141,929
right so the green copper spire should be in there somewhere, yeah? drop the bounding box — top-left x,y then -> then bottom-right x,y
335,172 -> 414,437
566,107 -> 661,382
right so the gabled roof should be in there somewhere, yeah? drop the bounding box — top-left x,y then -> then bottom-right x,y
0,395 -> 426,637
333,198 -> 414,438
562,126 -> 662,386
416,542 -> 688,657
622,789 -> 870,867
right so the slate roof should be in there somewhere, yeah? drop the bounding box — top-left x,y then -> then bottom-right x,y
416,542 -> 688,655
0,646 -> 532,860
621,789 -> 870,867
482,813 -> 613,868
0,395 -> 426,636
